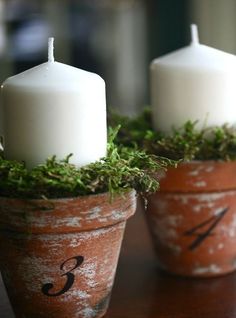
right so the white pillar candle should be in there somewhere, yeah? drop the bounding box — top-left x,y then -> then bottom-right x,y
150,24 -> 236,133
1,38 -> 107,168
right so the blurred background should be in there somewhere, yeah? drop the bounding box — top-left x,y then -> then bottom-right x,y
0,0 -> 235,116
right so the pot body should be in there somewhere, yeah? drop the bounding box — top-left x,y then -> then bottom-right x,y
146,161 -> 236,277
0,190 -> 136,318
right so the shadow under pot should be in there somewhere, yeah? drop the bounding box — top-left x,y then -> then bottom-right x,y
145,161 -> 236,277
0,190 -> 136,318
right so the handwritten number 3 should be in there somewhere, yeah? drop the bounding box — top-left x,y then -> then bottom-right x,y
42,256 -> 84,297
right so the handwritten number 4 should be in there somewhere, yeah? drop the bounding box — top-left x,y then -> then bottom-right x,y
42,256 -> 84,297
184,207 -> 228,251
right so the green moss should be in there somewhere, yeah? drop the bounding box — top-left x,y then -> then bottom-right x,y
109,108 -> 236,161
0,126 -> 175,199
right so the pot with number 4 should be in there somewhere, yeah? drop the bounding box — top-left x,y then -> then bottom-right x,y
0,190 -> 136,318
146,161 -> 236,277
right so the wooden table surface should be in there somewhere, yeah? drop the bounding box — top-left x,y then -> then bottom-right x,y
1,202 -> 236,318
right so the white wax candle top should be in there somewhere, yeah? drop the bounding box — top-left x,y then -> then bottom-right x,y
152,28 -> 236,69
190,24 -> 199,45
150,24 -> 236,133
48,37 -> 54,63
1,38 -> 107,168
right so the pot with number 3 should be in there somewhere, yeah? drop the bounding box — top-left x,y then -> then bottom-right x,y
146,161 -> 236,277
0,190 -> 136,318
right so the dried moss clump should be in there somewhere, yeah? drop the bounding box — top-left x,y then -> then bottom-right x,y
109,108 -> 236,161
0,127 -> 175,199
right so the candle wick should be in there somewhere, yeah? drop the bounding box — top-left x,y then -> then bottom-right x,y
48,37 -> 55,62
190,24 -> 199,45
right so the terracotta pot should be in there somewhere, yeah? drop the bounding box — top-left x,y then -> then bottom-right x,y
0,190 -> 136,318
146,161 -> 236,277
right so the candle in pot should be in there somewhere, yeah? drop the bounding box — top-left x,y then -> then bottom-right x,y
150,24 -> 236,133
1,38 -> 107,168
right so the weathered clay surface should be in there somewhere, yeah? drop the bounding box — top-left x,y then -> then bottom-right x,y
0,190 -> 136,318
156,160 -> 236,192
146,161 -> 236,277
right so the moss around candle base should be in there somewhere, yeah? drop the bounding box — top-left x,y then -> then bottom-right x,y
0,128 -> 175,199
110,108 -> 236,161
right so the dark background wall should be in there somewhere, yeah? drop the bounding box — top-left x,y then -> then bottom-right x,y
0,0 -> 233,115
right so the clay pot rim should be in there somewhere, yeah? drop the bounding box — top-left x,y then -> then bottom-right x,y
179,159 -> 236,165
158,160 -> 236,193
0,189 -> 137,234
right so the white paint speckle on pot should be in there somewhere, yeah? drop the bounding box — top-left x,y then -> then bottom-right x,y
78,307 -> 97,318
111,210 -> 126,221
229,229 -> 235,237
151,222 -> 177,241
205,166 -> 215,172
180,196 -> 189,205
194,181 -> 207,188
27,214 -> 83,228
221,224 -> 236,238
60,289 -> 90,303
197,192 -> 234,202
214,207 -> 227,216
207,202 -> 215,208
188,170 -> 199,176
188,202 -> 215,213
187,164 -> 214,178
150,214 -> 183,242
18,256 -> 56,293
168,215 -> 183,226
163,192 -> 235,205
58,216 -> 82,227
231,215 -> 236,227
193,205 -> 202,213
38,224 -> 124,244
193,264 -> 221,275
208,248 -> 214,254
167,243 -> 182,255
80,261 -> 97,288
86,208 -> 102,220
218,243 -> 224,250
